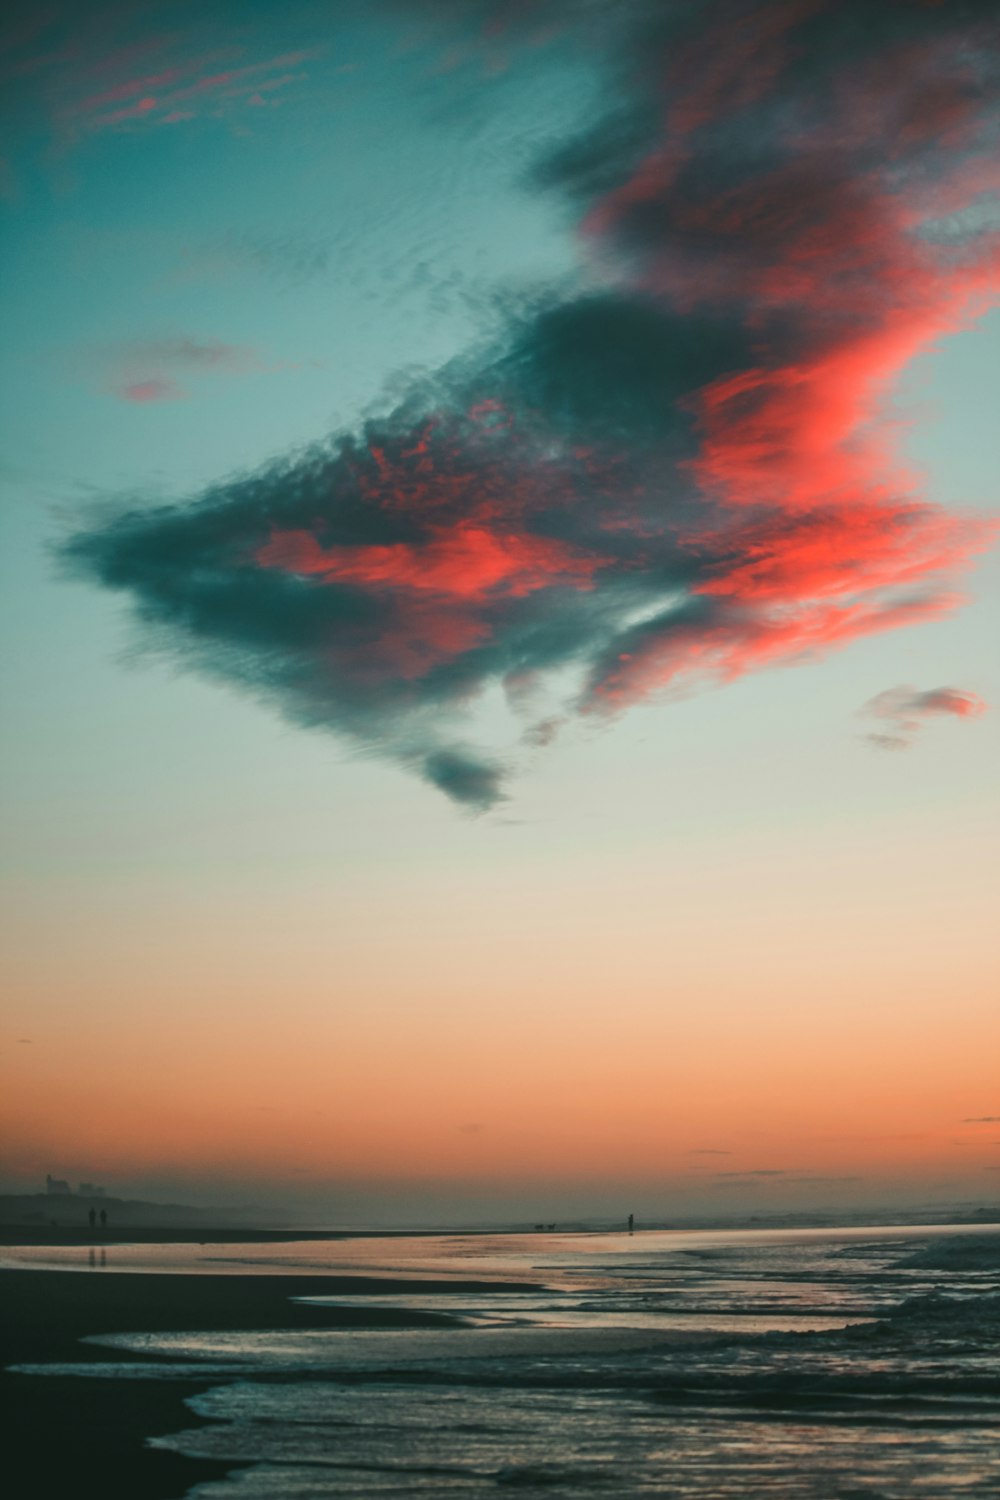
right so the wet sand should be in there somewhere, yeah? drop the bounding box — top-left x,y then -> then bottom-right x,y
0,1262 -> 529,1500
0,1225 -> 416,1247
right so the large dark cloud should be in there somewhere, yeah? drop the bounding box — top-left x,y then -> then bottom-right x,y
63,0 -> 1000,807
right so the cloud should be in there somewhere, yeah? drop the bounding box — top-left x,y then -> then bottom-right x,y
173,232 -> 333,290
63,1 -> 1000,807
781,1175 -> 862,1186
861,684 -> 987,748
146,337 -> 263,368
689,1148 -> 732,1156
522,715 -> 563,749
711,1169 -> 861,1186
714,1169 -> 786,1179
423,749 -> 508,810
94,336 -> 278,402
114,336 -> 267,375
964,1116 -> 1000,1124
1,3 -> 325,149
119,378 -> 186,404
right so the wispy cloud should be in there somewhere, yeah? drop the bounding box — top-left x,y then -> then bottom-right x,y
119,377 -> 186,404
1,4 -> 325,151
173,232 -> 333,291
88,336 -> 283,402
964,1116 -> 1000,1124
714,1169 -> 786,1179
78,50 -> 318,131
64,1 -> 1000,807
782,1176 -> 862,1186
860,685 -> 987,750
114,336 -> 268,374
711,1169 -> 861,1187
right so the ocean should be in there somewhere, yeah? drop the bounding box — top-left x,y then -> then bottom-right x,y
8,1224 -> 1000,1498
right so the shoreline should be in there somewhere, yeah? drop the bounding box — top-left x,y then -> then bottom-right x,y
6,1223 -> 997,1498
3,1207 -> 997,1250
0,1265 -> 535,1500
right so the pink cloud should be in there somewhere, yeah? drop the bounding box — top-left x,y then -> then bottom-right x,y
117,378 -> 185,403
860,685 -> 987,749
257,524 -> 604,601
2,6 -> 324,146
82,47 -> 322,135
88,335 -> 292,405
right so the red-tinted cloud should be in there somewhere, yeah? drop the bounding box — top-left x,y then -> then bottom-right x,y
570,0 -> 1000,709
65,1 -> 1000,807
119,377 -> 185,403
97,336 -> 277,402
80,50 -> 316,133
255,521 -> 606,678
860,684 -> 987,749
257,525 -> 604,600
1,3 -> 323,149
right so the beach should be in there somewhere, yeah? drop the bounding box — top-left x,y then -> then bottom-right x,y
3,1223 -> 998,1499
0,1239 -> 527,1500
5,0 -> 1000,1486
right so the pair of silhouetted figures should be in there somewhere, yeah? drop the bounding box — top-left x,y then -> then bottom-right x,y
87,1208 -> 107,1229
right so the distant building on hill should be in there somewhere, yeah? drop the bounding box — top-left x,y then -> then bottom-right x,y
79,1183 -> 106,1197
46,1174 -> 71,1195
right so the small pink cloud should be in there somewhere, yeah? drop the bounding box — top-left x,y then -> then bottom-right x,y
93,336 -> 282,405
860,684 -> 987,749
118,378 -> 186,403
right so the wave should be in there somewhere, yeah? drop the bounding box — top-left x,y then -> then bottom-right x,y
495,1464 -> 616,1487
894,1237 -> 1000,1274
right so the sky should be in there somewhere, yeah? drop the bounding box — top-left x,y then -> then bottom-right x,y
1,0 -> 998,1227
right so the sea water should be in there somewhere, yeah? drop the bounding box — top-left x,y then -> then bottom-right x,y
10,1225 -> 1000,1497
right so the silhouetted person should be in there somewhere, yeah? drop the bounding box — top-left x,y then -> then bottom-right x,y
88,1208 -> 96,1229
628,1213 -> 634,1235
99,1208 -> 107,1229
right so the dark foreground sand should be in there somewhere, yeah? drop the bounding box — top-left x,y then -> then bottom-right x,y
0,1226 -> 413,1246
1,1260 -> 528,1500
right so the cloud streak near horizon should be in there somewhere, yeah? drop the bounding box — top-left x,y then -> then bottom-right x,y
64,0 -> 1000,807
